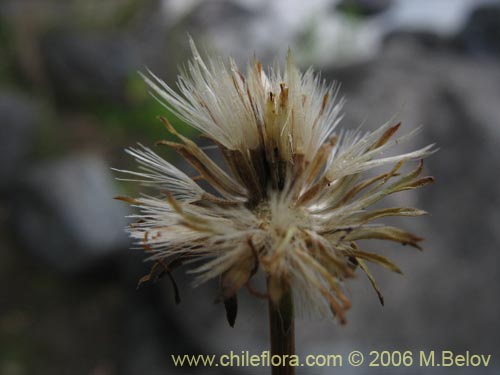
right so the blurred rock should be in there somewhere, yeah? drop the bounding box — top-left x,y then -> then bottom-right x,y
179,0 -> 268,64
119,296 -> 177,375
310,0 -> 498,67
40,32 -> 139,105
383,30 -> 447,52
187,0 -> 256,29
11,154 -> 129,273
336,0 -> 393,16
454,2 -> 500,58
317,45 -> 500,366
0,92 -> 39,191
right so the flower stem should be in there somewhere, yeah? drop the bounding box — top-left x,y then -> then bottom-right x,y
268,285 -> 295,375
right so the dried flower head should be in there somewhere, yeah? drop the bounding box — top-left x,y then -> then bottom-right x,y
116,39 -> 434,325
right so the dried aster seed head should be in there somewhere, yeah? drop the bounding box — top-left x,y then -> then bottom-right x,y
115,39 -> 434,325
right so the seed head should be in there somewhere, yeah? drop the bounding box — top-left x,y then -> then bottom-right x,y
116,39 -> 434,325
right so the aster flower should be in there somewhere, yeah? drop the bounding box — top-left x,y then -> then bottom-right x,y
115,39 -> 434,332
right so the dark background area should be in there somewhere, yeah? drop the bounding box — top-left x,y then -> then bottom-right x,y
1,0 -> 500,374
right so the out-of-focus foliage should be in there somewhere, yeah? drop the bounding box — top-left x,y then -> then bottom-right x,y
90,73 -> 198,142
0,0 -> 195,162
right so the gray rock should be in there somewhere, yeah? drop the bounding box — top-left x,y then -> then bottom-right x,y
187,0 -> 257,29
454,3 -> 500,58
40,32 -> 139,104
313,47 -> 500,371
0,92 -> 39,191
11,154 -> 130,272
336,0 -> 393,16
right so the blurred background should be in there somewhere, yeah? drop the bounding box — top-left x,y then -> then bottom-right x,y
1,0 -> 500,374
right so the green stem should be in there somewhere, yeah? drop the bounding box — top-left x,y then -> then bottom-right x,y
268,285 -> 295,375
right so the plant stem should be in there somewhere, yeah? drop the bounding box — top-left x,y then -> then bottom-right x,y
268,285 -> 295,375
